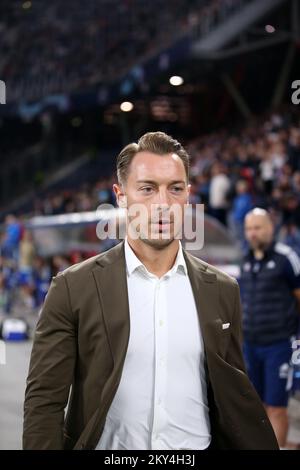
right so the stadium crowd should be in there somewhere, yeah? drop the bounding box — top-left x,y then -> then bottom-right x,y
0,0 -> 249,103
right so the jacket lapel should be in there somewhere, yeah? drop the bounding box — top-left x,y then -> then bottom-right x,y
92,241 -> 130,374
183,250 -> 222,355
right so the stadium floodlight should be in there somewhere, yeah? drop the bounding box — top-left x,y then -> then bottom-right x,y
120,101 -> 134,112
265,24 -> 275,33
22,1 -> 32,9
169,76 -> 184,86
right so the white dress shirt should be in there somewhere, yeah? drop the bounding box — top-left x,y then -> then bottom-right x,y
96,239 -> 211,450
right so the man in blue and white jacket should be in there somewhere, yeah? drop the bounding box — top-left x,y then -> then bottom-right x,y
240,208 -> 300,448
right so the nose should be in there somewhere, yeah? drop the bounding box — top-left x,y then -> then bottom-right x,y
153,187 -> 172,207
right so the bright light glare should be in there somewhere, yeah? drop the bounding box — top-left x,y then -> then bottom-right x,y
169,76 -> 184,86
120,101 -> 134,112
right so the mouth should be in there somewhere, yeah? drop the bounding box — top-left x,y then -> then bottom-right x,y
149,219 -> 173,234
152,220 -> 172,226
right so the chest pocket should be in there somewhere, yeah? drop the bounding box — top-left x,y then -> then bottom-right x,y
204,318 -> 231,358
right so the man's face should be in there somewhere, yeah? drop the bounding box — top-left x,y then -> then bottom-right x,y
114,151 -> 190,249
244,215 -> 274,251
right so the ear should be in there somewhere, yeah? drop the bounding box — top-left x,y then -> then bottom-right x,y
113,183 -> 127,208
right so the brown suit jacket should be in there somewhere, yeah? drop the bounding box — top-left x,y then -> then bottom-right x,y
23,241 -> 279,450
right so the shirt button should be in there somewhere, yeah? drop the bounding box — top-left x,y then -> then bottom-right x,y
159,319 -> 164,326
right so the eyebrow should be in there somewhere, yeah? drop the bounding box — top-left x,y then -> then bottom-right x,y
136,180 -> 186,185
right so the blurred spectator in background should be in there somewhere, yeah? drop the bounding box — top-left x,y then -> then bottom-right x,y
240,208 -> 300,448
230,179 -> 253,252
1,214 -> 22,261
0,256 -> 18,315
32,257 -> 52,307
15,230 -> 37,314
0,271 -> 8,315
19,230 -> 36,276
287,127 -> 300,171
52,255 -> 70,274
208,162 -> 230,226
279,222 -> 300,257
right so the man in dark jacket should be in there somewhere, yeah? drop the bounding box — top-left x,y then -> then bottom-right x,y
240,208 -> 300,448
23,133 -> 278,450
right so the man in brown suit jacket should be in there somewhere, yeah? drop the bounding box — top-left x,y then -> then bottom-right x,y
23,132 -> 278,450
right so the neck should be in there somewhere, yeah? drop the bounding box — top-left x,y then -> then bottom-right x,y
253,249 -> 264,260
127,236 -> 180,278
253,240 -> 272,260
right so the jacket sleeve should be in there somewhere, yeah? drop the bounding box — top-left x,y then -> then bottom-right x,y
23,273 -> 76,450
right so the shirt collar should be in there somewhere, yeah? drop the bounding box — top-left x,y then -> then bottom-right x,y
124,237 -> 187,278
